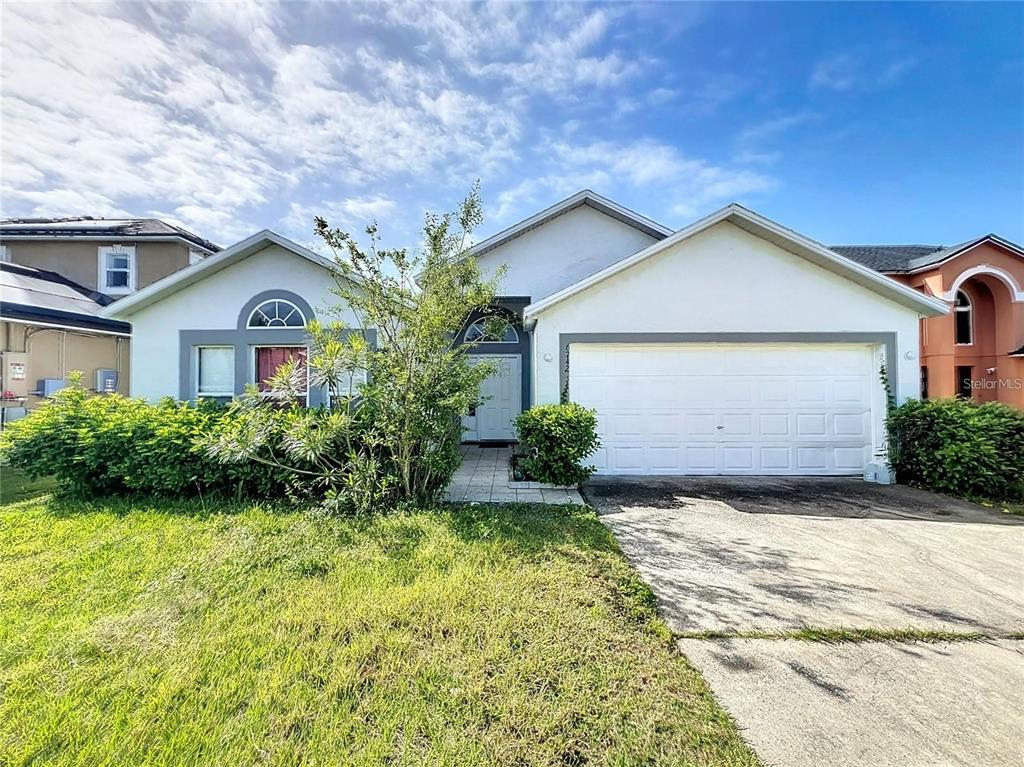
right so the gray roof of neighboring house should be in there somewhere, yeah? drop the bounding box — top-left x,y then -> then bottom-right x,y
832,235 -> 1023,273
0,262 -> 130,334
0,216 -> 221,253
829,245 -> 946,272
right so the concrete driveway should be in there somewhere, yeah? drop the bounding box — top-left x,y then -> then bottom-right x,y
586,477 -> 1024,767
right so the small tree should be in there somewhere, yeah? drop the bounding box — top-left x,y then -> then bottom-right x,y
205,184 -> 507,512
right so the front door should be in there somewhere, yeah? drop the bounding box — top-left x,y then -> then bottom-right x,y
468,355 -> 521,441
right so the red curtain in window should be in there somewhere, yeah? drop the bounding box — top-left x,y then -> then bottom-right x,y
256,347 -> 307,391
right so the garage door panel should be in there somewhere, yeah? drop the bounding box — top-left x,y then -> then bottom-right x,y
721,412 -> 755,437
685,412 -> 718,437
759,446 -> 793,471
759,413 -> 791,436
835,412 -> 868,437
685,445 -> 718,471
570,343 -> 876,476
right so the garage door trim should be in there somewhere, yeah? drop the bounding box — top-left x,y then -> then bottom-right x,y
558,332 -> 898,399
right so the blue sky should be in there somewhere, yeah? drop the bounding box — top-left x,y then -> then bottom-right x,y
2,1 -> 1022,252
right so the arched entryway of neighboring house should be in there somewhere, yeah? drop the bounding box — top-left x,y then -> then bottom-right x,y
941,267 -> 1024,406
457,300 -> 530,442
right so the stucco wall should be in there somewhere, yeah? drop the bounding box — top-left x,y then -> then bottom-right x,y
128,245 -> 357,402
896,242 -> 1024,407
531,222 -> 923,406
5,240 -> 192,293
1,321 -> 129,408
475,204 -> 660,301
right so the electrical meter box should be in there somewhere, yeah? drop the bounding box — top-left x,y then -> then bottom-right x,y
1,352 -> 29,398
95,368 -> 118,393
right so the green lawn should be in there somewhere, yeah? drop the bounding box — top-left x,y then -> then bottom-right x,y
1,466 -> 58,504
0,494 -> 758,767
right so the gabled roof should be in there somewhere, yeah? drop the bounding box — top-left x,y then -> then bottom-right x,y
829,245 -> 944,272
525,203 -> 950,318
0,216 -> 221,254
833,234 -> 1024,274
468,190 -> 673,258
101,230 -> 340,319
1,262 -> 130,334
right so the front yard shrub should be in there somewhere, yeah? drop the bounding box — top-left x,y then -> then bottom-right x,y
887,398 -> 1024,500
514,402 -> 600,486
206,184 -> 507,513
0,376 -> 294,499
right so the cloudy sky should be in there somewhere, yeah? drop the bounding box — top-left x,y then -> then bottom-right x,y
2,1 -> 1022,251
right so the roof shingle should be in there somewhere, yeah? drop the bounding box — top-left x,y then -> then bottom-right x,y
0,216 -> 220,253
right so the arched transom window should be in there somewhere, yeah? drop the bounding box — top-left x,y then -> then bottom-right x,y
954,290 -> 972,345
248,299 -> 306,329
465,317 -> 518,343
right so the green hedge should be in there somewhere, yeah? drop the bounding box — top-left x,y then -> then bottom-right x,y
886,398 -> 1024,501
0,381 -> 294,500
514,403 -> 600,486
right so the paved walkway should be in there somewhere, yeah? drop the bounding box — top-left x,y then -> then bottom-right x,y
445,445 -> 585,504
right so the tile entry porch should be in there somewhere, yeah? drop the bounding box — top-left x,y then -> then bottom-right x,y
445,445 -> 586,504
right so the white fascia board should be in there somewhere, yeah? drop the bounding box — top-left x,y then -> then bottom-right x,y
100,230 -> 343,319
524,204 -> 950,319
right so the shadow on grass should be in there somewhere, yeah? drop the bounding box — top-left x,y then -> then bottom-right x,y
442,502 -> 619,555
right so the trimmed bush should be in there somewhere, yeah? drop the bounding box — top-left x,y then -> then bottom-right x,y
887,398 -> 1024,501
0,378 -> 294,500
514,402 -> 600,486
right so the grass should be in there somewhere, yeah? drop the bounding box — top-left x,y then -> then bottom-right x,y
0,495 -> 758,767
0,465 -> 58,504
675,627 -> 992,643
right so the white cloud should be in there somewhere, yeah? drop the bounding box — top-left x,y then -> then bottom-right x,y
493,137 -> 775,225
810,51 -> 917,92
735,111 -> 822,164
283,196 -> 398,236
0,1 -> 522,240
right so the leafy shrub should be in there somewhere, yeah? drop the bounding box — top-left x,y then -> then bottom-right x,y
0,376 -> 294,500
514,403 -> 600,486
887,398 -> 1024,500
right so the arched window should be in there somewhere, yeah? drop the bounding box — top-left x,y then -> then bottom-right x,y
465,317 -> 518,343
247,299 -> 306,328
954,290 -> 972,345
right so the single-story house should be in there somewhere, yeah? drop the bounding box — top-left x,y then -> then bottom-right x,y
103,192 -> 955,477
100,231 -> 368,408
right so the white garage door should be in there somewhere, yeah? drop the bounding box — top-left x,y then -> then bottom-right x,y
570,344 -> 877,476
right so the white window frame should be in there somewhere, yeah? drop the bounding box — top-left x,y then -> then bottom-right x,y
954,290 -> 973,346
98,245 -> 137,294
251,345 -> 310,403
465,318 -> 519,344
194,345 -> 235,398
0,245 -> 9,263
246,299 -> 307,329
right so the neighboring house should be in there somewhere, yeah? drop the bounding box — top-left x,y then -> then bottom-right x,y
0,217 -> 220,297
0,216 -> 219,414
833,237 -> 1024,409
1,262 -> 131,410
104,191 -> 959,478
100,231 -> 368,407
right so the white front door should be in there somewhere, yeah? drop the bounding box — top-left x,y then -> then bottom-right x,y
468,355 -> 522,441
570,344 -> 877,475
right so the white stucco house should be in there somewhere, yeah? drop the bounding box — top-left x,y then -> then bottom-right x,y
103,191 -> 948,477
